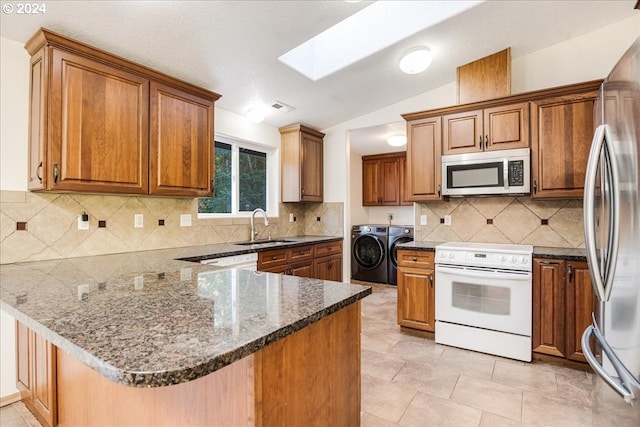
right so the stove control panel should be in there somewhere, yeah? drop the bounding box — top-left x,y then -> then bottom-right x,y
436,245 -> 532,271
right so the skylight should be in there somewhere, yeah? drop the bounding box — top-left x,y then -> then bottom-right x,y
278,0 -> 485,81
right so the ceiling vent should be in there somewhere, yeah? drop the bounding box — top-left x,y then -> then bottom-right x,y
271,101 -> 295,113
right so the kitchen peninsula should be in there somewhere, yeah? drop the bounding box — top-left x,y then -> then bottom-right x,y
0,241 -> 371,426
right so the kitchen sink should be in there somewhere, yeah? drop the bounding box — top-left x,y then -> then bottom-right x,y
235,239 -> 295,246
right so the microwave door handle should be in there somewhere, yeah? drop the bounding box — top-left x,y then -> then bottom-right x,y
504,160 -> 509,190
584,125 -> 608,301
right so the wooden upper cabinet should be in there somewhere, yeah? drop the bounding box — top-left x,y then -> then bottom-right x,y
531,90 -> 598,198
25,28 -> 220,197
405,116 -> 442,201
398,154 -> 412,206
149,82 -> 214,197
443,102 -> 529,155
361,153 -> 403,206
46,48 -> 150,193
280,124 -> 324,203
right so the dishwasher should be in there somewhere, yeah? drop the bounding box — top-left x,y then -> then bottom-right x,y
200,252 -> 258,270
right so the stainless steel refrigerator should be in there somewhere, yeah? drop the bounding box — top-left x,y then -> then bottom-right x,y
583,36 -> 640,424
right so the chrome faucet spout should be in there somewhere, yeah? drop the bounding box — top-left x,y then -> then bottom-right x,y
250,208 -> 269,242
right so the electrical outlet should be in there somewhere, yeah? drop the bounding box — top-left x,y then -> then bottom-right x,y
134,214 -> 144,228
289,213 -> 294,222
387,213 -> 394,221
180,214 -> 192,227
444,215 -> 452,226
77,284 -> 90,301
134,275 -> 144,290
420,215 -> 427,225
77,215 -> 89,230
180,268 -> 192,282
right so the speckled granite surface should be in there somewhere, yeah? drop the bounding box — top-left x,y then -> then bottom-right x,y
398,241 -> 586,261
0,237 -> 370,388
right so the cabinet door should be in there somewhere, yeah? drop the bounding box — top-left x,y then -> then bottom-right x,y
379,157 -> 400,205
28,48 -> 47,190
16,322 -> 32,398
300,132 -> 323,202
484,102 -> 529,151
149,82 -> 214,197
397,267 -> 435,332
289,261 -> 314,278
532,259 -> 566,357
530,92 -> 597,198
398,155 -> 412,206
442,110 -> 483,155
406,117 -> 442,201
314,254 -> 342,282
49,48 -> 149,193
362,158 -> 381,205
31,333 -> 57,427
565,261 -> 595,362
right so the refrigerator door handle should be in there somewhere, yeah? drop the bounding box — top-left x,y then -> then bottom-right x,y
583,124 -> 619,302
582,320 -> 639,403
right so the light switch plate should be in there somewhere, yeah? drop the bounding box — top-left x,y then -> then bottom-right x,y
420,215 -> 427,225
180,214 -> 192,227
134,214 -> 144,228
444,215 -> 452,226
134,275 -> 144,290
289,213 -> 294,222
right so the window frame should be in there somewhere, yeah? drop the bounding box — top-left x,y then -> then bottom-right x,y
197,134 -> 278,219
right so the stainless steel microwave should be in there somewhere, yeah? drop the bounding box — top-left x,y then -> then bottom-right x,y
441,148 -> 530,196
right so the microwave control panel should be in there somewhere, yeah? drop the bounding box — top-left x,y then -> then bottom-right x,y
508,160 -> 524,186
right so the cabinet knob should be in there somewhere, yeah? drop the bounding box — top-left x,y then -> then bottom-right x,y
272,256 -> 277,260
412,257 -> 417,262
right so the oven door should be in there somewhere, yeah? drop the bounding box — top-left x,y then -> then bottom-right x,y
435,264 -> 532,336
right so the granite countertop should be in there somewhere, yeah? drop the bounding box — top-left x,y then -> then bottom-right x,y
397,241 -> 586,261
0,236 -> 370,388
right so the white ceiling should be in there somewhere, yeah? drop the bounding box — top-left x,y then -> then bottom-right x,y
1,1 -> 637,156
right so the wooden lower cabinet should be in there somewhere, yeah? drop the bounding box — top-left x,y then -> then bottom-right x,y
30,303 -> 361,426
16,322 -> 57,427
258,241 -> 343,281
397,250 -> 436,332
532,258 -> 594,363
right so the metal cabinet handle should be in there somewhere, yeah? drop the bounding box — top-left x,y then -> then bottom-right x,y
485,134 -> 489,149
533,179 -> 537,194
479,136 -> 482,149
272,256 -> 277,260
412,257 -> 417,262
429,273 -> 433,288
328,259 -> 333,269
301,188 -> 305,196
36,161 -> 43,183
538,261 -> 560,265
53,163 -> 59,185
437,184 -> 441,198
568,265 -> 573,283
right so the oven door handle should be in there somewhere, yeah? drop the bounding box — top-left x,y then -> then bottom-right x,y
436,265 -> 531,281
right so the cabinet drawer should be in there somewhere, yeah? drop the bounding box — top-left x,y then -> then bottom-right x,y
397,250 -> 434,269
258,249 -> 288,269
289,245 -> 314,263
314,241 -> 342,257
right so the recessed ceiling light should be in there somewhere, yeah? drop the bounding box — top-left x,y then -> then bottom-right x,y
387,134 -> 407,147
246,107 -> 266,123
399,47 -> 432,74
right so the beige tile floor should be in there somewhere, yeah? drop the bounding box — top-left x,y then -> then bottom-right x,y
1,283 -> 635,427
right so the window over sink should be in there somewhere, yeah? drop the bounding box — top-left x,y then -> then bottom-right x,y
198,136 -> 275,217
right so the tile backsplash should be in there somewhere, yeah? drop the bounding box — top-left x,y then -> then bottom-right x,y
0,191 -> 343,264
414,197 -> 584,248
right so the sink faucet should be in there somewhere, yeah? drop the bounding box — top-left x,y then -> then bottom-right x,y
250,208 -> 269,242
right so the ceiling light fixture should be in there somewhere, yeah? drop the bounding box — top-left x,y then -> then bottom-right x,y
246,107 -> 266,123
387,134 -> 407,147
399,47 -> 432,74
